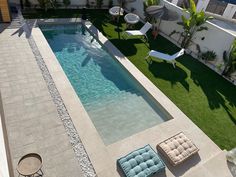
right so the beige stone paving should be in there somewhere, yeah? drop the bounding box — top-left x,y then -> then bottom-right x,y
0,28 -> 83,177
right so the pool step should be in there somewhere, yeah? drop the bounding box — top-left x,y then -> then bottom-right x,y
86,91 -> 164,123
85,91 -> 165,145
83,89 -> 142,108
85,90 -> 143,110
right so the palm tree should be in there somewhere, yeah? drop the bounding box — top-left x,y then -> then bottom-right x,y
177,0 -> 213,48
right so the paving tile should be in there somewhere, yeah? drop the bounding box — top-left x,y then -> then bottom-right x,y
0,28 -> 83,177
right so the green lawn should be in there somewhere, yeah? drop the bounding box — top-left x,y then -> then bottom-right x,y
24,9 -> 236,150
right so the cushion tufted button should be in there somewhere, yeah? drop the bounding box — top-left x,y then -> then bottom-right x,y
139,149 -> 146,155
177,145 -> 184,153
137,171 -> 145,177
149,165 -> 158,172
135,155 -> 144,164
139,162 -> 148,170
142,152 -> 151,161
119,158 -> 127,164
123,162 -> 132,170
146,159 -> 155,167
133,166 -> 142,174
132,151 -> 139,157
118,145 -> 165,176
182,142 -> 189,149
127,154 -> 133,161
129,169 -> 136,176
129,159 -> 138,168
157,132 -> 199,166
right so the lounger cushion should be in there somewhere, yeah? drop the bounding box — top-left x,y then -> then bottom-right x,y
117,145 -> 165,177
157,132 -> 199,166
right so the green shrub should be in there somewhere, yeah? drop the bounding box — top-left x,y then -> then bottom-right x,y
176,0 -> 213,48
222,39 -> 236,76
144,0 -> 159,8
37,0 -> 57,11
96,0 -> 103,8
201,51 -> 217,61
63,0 -> 71,8
108,0 -> 113,8
24,0 -> 31,8
143,0 -> 159,23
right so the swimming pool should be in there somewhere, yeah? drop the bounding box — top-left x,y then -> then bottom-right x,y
41,24 -> 170,145
220,0 -> 236,4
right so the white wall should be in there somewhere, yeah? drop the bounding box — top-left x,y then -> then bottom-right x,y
128,0 -> 235,67
0,92 -> 10,177
161,1 -> 235,60
0,114 -> 10,177
125,0 -> 145,19
196,0 -> 210,11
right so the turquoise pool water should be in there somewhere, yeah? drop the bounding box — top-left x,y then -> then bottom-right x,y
41,24 -> 170,145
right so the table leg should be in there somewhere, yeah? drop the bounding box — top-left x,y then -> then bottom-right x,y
36,169 -> 43,176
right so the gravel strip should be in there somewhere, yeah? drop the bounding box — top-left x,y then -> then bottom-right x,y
17,10 -> 97,177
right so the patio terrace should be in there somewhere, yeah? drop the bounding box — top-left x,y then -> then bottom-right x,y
23,9 -> 236,150
0,5 -> 235,177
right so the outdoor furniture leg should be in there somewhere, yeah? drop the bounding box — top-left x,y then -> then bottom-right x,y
36,169 -> 43,176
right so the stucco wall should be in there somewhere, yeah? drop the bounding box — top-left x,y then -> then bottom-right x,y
0,92 -> 12,177
127,0 -> 235,68
160,1 -> 235,61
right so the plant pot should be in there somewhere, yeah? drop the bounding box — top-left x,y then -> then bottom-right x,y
152,29 -> 158,40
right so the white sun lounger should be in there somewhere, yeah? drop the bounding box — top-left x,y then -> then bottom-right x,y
122,22 -> 152,40
145,48 -> 185,68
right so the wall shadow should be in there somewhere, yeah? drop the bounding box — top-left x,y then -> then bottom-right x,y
227,161 -> 236,176
0,23 -> 10,33
11,19 -> 36,38
179,55 -> 236,125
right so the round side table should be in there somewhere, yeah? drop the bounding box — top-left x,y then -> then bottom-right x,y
124,13 -> 140,29
17,153 -> 43,177
109,6 -> 124,21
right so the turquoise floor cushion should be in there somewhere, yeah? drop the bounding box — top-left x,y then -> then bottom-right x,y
117,144 -> 165,177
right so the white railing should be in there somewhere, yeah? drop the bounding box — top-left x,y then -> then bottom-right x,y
172,0 -> 236,21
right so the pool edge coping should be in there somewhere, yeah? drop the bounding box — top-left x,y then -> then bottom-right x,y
31,18 -> 223,177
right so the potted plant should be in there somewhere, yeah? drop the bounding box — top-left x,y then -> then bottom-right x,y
86,0 -> 90,8
108,0 -> 113,8
170,0 -> 213,48
96,0 -> 103,8
152,26 -> 159,39
222,39 -> 236,76
24,0 -> 31,8
179,0 -> 213,48
63,0 -> 71,8
143,0 -> 159,39
201,51 -> 217,61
